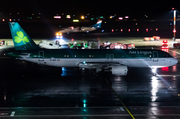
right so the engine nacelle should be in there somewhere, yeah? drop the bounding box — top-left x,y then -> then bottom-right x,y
111,66 -> 128,76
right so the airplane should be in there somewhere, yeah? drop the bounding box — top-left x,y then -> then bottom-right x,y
7,22 -> 178,76
58,19 -> 102,33
38,40 -> 60,49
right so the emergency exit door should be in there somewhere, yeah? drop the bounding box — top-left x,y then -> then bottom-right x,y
106,54 -> 114,61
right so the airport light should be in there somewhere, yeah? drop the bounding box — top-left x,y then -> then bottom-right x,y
125,16 -> 129,19
99,16 -> 103,18
73,19 -> 79,22
119,17 -> 123,20
56,32 -> 62,38
54,16 -> 61,19
109,15 -> 114,19
81,15 -> 85,19
66,15 -> 71,19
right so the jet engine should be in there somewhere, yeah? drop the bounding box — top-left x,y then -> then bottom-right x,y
111,66 -> 128,76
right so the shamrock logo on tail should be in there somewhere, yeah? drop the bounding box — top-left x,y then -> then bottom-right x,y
14,31 -> 29,44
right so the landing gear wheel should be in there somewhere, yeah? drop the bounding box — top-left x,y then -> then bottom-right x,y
153,73 -> 157,76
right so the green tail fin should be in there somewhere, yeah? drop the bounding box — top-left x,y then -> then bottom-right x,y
9,22 -> 40,50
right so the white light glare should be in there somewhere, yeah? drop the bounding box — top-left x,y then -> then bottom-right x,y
152,68 -> 157,74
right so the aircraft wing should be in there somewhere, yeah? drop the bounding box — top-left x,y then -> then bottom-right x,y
78,62 -> 128,76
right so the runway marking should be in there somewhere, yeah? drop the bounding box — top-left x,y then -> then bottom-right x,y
10,111 -> 15,116
0,114 -> 179,117
105,78 -> 135,119
157,75 -> 180,77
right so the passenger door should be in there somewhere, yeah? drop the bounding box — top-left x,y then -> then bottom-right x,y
39,51 -> 44,61
153,51 -> 158,62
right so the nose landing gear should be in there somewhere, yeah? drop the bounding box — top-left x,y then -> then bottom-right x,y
152,68 -> 157,76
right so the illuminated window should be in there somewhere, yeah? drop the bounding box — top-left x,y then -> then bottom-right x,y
64,55 -> 66,57
89,55 -> 91,57
67,55 -> 69,57
74,55 -> 76,57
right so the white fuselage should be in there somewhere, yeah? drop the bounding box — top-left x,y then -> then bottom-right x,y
20,57 -> 177,69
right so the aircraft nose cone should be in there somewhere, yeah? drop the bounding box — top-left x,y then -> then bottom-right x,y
173,58 -> 178,65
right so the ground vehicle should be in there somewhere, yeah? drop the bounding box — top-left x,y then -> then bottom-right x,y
153,36 -> 160,41
0,40 -> 5,46
144,37 -> 154,41
124,43 -> 135,49
143,36 -> 160,41
173,42 -> 180,48
100,42 -> 135,49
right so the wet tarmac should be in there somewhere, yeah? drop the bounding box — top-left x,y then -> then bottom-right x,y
0,37 -> 180,119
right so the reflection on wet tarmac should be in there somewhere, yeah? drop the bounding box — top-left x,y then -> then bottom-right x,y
0,37 -> 180,118
151,76 -> 158,102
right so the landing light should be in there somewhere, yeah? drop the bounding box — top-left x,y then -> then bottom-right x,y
152,68 -> 157,74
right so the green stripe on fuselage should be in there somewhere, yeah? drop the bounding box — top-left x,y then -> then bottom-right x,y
10,49 -> 172,59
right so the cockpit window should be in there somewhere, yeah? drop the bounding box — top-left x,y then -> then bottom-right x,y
164,53 -> 172,57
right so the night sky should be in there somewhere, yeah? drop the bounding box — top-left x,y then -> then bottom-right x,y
0,0 -> 179,17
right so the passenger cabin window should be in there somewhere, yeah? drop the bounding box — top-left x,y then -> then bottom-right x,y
50,57 -> 56,61
89,55 -> 91,57
64,55 -> 66,57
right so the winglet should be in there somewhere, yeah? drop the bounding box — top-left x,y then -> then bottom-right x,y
9,22 -> 40,50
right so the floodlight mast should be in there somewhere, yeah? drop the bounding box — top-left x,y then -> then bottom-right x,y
172,8 -> 176,42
